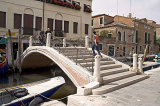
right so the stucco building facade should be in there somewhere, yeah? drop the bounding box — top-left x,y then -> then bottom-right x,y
0,0 -> 92,65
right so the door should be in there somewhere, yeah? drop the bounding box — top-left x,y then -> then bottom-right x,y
108,45 -> 114,56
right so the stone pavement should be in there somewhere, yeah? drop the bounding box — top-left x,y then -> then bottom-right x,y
68,67 -> 160,106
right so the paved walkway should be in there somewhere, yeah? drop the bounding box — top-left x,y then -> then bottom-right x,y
68,67 -> 160,106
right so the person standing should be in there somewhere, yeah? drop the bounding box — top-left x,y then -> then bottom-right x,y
92,31 -> 102,57
39,28 -> 45,45
45,28 -> 52,35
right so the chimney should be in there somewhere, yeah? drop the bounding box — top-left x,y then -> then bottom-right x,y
128,13 -> 132,18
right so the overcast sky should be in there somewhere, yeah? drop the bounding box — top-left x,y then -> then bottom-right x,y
92,0 -> 160,24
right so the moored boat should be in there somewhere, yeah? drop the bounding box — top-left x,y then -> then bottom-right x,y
0,54 -> 8,74
0,76 -> 65,106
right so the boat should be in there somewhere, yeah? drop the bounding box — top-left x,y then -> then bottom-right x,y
0,52 -> 8,74
0,76 -> 65,106
0,37 -> 8,74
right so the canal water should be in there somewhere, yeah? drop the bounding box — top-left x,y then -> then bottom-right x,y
0,65 -> 76,105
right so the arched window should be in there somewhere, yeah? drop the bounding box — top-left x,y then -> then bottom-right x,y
118,32 -> 121,41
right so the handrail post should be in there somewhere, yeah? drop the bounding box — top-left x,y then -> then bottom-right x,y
85,36 -> 89,48
133,54 -> 138,72
29,36 -> 33,47
63,38 -> 66,47
138,57 -> 143,74
46,33 -> 51,47
94,55 -> 101,82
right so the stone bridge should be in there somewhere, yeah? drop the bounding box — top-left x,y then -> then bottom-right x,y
20,34 -> 148,95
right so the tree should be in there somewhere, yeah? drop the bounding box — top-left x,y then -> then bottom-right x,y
100,30 -> 109,37
156,37 -> 160,46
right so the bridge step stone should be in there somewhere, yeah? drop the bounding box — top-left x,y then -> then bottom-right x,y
100,67 -> 129,77
80,61 -> 115,67
102,71 -> 136,84
92,75 -> 148,95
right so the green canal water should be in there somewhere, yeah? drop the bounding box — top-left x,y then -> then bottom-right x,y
0,65 -> 76,105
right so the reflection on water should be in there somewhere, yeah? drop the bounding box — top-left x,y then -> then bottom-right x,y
0,65 -> 76,104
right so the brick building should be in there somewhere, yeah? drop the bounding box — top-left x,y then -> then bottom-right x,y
92,14 -> 157,58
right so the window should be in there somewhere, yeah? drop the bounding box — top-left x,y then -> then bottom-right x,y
118,32 -> 121,41
73,22 -> 78,34
108,33 -> 112,38
99,43 -> 102,50
100,17 -> 103,24
14,13 -> 22,29
85,24 -> 89,35
36,16 -> 42,31
47,18 -> 53,31
23,14 -> 33,35
91,20 -> 93,26
145,32 -> 147,44
148,33 -> 150,44
0,11 -> 6,28
140,46 -> 142,51
124,31 -> 126,41
55,19 -> 62,31
64,21 -> 69,33
154,31 -> 156,44
136,30 -> 138,43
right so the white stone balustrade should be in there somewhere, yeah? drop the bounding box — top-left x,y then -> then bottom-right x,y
46,33 -> 51,47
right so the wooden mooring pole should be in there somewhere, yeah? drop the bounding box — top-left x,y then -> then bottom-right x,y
18,29 -> 22,73
8,29 -> 15,72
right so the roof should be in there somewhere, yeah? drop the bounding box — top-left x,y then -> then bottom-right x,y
92,14 -> 113,18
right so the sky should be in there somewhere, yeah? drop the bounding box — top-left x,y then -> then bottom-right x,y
92,0 -> 160,24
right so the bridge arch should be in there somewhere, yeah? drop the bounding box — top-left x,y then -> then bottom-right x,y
21,47 -> 90,87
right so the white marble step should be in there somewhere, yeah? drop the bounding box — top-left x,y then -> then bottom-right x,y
92,75 -> 148,95
80,61 -> 115,67
100,67 -> 129,77
100,64 -> 122,71
103,71 -> 136,84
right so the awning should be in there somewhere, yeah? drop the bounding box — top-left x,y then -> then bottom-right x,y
0,38 -> 7,44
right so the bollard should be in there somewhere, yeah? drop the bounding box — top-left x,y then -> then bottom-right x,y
63,38 -> 66,47
29,36 -> 33,47
133,54 -> 138,72
46,33 -> 51,47
94,55 -> 101,82
85,36 -> 89,48
138,57 -> 143,73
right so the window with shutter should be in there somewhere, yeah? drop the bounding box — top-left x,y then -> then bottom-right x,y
0,11 -> 6,28
85,24 -> 89,35
14,13 -> 22,29
64,21 -> 69,33
36,16 -> 42,31
47,18 -> 53,31
23,14 -> 33,35
73,22 -> 78,34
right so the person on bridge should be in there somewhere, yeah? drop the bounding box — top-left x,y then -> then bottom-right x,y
39,28 -> 45,45
92,31 -> 102,57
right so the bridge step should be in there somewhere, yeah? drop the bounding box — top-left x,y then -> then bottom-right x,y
102,71 -> 136,84
87,64 -> 122,72
92,75 -> 148,95
56,47 -> 87,50
80,61 -> 115,67
68,55 -> 94,59
100,67 -> 129,77
63,52 -> 93,56
76,58 -> 110,63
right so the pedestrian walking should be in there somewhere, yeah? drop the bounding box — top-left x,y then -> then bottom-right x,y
92,31 -> 102,57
